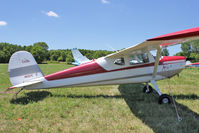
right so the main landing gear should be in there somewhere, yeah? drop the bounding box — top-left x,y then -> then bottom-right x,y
158,94 -> 171,104
143,80 -> 171,104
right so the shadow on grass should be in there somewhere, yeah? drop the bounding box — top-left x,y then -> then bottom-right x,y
118,84 -> 199,133
10,91 -> 52,105
173,94 -> 199,100
10,91 -> 122,105
52,94 -> 123,99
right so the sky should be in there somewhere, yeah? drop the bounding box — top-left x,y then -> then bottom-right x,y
0,0 -> 199,55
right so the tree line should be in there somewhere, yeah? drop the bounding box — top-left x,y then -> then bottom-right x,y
1,40 -> 199,64
0,42 -> 114,64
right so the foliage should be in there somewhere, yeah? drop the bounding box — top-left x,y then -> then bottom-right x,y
0,42 -> 113,64
176,39 -> 199,62
2,39 -> 199,64
30,43 -> 48,64
161,48 -> 169,56
0,43 -> 24,63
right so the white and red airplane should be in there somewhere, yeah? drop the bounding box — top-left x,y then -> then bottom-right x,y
186,61 -> 199,67
5,27 -> 199,104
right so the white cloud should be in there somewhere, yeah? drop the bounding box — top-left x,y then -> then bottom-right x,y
46,11 -> 59,18
101,0 -> 110,4
0,21 -> 7,26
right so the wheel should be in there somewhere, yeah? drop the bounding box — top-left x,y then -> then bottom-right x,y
143,85 -> 153,93
158,94 -> 171,104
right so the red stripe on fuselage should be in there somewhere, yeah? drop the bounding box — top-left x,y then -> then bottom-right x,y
45,56 -> 186,81
45,61 -> 107,81
160,56 -> 186,62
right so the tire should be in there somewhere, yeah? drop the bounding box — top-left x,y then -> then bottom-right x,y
143,85 -> 153,93
158,94 -> 171,104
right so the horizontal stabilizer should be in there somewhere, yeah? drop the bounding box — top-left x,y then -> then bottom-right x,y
3,79 -> 43,93
12,79 -> 43,88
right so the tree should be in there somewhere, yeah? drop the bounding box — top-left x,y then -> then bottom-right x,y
181,42 -> 191,53
0,42 -> 24,63
0,51 -> 6,62
65,54 -> 73,64
175,52 -> 186,56
49,50 -> 60,61
30,46 -> 45,63
191,39 -> 199,53
25,45 -> 33,52
33,42 -> 49,50
30,42 -> 49,63
178,39 -> 199,62
58,51 -> 67,62
161,48 -> 169,56
65,50 -> 72,61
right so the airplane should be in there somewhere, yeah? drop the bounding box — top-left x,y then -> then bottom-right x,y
4,27 -> 199,104
186,61 -> 199,67
71,48 -> 91,66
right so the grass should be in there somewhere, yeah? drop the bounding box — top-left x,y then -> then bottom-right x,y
0,64 -> 199,133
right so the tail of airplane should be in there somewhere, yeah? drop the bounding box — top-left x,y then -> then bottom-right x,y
8,51 -> 44,86
71,48 -> 90,65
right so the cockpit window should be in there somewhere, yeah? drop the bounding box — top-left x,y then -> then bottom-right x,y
114,57 -> 125,65
129,53 -> 149,65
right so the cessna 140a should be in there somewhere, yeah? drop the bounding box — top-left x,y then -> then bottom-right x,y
5,27 -> 199,104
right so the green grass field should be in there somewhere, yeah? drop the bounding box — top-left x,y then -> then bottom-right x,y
0,64 -> 199,133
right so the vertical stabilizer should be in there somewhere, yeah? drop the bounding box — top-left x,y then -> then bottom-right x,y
8,51 -> 44,86
71,48 -> 90,65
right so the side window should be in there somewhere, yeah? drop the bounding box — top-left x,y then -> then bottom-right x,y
114,57 -> 125,65
129,55 -> 141,65
129,53 -> 149,65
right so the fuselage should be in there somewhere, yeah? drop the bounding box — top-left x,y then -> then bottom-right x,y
25,56 -> 186,90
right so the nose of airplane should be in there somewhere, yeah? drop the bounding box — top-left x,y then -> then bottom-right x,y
159,56 -> 186,78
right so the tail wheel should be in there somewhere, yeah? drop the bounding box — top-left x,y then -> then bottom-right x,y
143,85 -> 153,93
158,94 -> 171,104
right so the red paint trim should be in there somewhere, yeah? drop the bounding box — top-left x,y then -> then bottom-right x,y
45,61 -> 107,81
8,87 -> 16,90
147,27 -> 199,41
4,86 -> 17,92
160,42 -> 177,47
45,56 -> 186,81
188,62 -> 199,65
159,56 -> 186,62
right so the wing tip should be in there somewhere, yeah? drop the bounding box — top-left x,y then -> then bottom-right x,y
147,27 -> 199,41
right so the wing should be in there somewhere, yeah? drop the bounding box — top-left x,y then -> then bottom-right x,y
105,27 -> 199,59
72,48 -> 90,64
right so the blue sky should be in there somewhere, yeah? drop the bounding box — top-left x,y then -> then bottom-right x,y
0,0 -> 199,55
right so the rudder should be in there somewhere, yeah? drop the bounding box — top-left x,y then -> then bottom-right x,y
8,51 -> 44,86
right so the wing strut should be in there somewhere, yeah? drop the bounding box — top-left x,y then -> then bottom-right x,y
151,46 -> 162,96
152,46 -> 162,79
